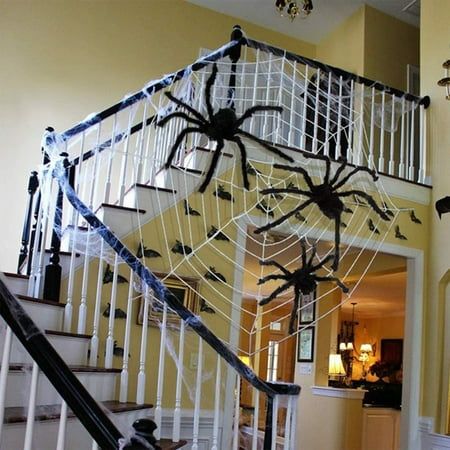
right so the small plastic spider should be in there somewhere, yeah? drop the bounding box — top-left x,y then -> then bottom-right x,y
258,239 -> 349,334
255,154 -> 391,270
157,63 -> 293,193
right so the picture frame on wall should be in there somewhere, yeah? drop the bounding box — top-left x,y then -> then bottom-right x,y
297,326 -> 315,362
137,273 -> 199,326
299,291 -> 316,323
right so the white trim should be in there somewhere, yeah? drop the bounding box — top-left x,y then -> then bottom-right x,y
311,386 -> 367,400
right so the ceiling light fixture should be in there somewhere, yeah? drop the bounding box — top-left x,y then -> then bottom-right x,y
275,0 -> 313,22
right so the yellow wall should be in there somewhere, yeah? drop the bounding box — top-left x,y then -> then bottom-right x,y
316,6 -> 365,77
0,0 -> 315,273
364,5 -> 420,91
420,0 -> 450,432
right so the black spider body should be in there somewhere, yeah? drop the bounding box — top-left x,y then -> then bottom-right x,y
157,63 -> 293,192
258,239 -> 348,334
256,154 -> 391,270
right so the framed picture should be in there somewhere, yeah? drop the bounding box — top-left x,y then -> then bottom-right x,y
299,291 -> 316,324
297,326 -> 315,362
137,273 -> 199,326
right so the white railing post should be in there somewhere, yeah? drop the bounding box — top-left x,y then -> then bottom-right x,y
408,102 -> 416,181
419,105 -> 428,184
324,72 -> 332,157
119,268 -> 135,402
336,75 -> 343,160
136,285 -> 150,404
56,400 -> 68,450
378,91 -> 386,172
368,87 -> 376,167
172,320 -> 186,442
271,395 -> 279,450
211,355 -> 222,450
191,337 -> 203,450
24,362 -> 39,450
312,68 -> 321,154
232,374 -> 241,450
399,97 -> 406,178
388,95 -> 396,175
300,65 -> 309,150
0,326 -> 12,438
287,61 -> 297,148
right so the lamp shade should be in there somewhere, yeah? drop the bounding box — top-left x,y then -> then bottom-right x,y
360,343 -> 373,353
328,354 -> 346,376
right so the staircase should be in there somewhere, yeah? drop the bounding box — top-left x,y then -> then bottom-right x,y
0,272 -> 186,450
0,25 -> 429,450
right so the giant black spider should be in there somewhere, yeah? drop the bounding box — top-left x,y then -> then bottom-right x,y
255,154 -> 391,270
258,239 -> 349,334
157,63 -> 293,193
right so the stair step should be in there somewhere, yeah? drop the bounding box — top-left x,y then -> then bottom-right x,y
159,439 -> 188,449
97,203 -> 147,238
2,272 -> 29,296
4,365 -> 119,408
3,400 -> 153,424
3,329 -> 91,366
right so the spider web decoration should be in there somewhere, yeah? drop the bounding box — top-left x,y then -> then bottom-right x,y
45,42 -> 420,393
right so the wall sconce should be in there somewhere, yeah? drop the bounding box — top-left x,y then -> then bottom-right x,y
359,343 -> 373,380
275,0 -> 313,21
437,60 -> 450,100
328,353 -> 346,387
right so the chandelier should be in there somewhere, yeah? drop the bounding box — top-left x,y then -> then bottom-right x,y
275,0 -> 313,21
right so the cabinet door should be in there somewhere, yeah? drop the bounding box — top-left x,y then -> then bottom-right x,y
362,408 -> 400,450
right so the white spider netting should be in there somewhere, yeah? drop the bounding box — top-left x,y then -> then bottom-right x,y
40,41 -> 421,390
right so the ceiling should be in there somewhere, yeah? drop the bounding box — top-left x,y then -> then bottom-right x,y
187,0 -> 420,44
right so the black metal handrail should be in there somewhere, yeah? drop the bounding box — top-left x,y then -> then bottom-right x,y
243,37 -> 430,107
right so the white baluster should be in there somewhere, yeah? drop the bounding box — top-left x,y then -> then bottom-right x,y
356,83 -> 365,166
118,107 -> 135,205
368,87 -> 376,167
103,115 -> 118,204
347,80 -> 354,160
388,95 -> 396,175
289,396 -> 298,450
252,390 -> 260,450
154,303 -> 168,440
23,362 -> 39,450
277,56 -> 285,144
335,76 -> 343,160
300,65 -> 309,150
261,53 -> 273,140
136,286 -> 150,404
119,268 -> 134,402
191,337 -> 203,450
249,49 -> 260,135
211,356 -> 221,450
419,105 -> 427,183
324,72 -> 332,157
172,320 -> 186,442
56,400 -> 68,450
288,61 -> 297,148
0,327 -> 12,436
105,253 -> 121,368
89,242 -> 105,366
378,91 -> 386,172
399,97 -> 406,178
312,68 -> 321,154
271,396 -> 279,450
232,374 -> 240,450
283,396 -> 292,450
135,101 -> 149,183
409,102 -> 416,181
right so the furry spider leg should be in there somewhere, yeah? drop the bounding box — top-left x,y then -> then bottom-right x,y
331,217 -> 342,271
204,63 -> 219,119
338,191 -> 391,220
257,273 -> 288,285
255,198 -> 315,234
259,279 -> 296,306
315,276 -> 349,293
164,127 -> 202,169
235,106 -> 283,128
259,258 -> 292,276
157,111 -> 205,128
273,163 -> 315,191
163,92 -> 207,124
332,165 -> 378,190
237,130 -> 294,163
232,136 -> 250,190
198,140 -> 225,193
288,289 -> 301,334
303,151 -> 332,183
